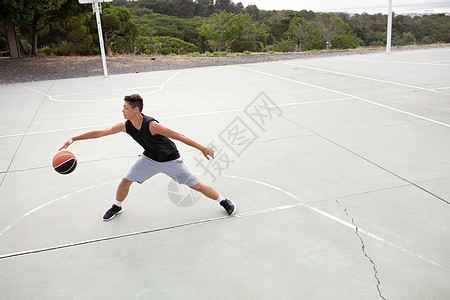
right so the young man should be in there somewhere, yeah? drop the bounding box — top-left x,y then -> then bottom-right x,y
59,94 -> 235,221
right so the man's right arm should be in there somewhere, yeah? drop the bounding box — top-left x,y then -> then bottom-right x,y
59,122 -> 126,150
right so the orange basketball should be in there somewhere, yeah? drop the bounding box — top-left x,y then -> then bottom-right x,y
52,150 -> 77,175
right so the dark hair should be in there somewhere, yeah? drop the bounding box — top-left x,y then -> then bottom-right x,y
124,94 -> 143,112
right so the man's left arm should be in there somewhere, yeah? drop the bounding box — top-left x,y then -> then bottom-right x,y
149,121 -> 214,160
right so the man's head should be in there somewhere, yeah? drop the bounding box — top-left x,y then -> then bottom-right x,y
124,94 -> 143,112
123,94 -> 143,120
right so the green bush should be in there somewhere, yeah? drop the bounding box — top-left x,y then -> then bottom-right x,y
132,13 -> 203,46
134,35 -> 157,54
230,40 -> 263,52
392,32 -> 416,46
57,41 -> 76,55
370,41 -> 385,46
187,52 -> 202,56
77,35 -> 93,53
38,45 -> 57,56
134,7 -> 153,17
274,39 -> 294,52
330,33 -> 360,49
102,6 -> 138,54
197,11 -> 269,52
264,44 -> 274,52
69,26 -> 87,41
153,36 -> 197,55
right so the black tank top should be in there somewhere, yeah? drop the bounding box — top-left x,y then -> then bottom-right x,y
125,114 -> 180,162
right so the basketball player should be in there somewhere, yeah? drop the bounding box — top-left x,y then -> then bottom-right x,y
59,94 -> 235,221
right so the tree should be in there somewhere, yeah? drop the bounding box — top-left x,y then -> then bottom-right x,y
50,13 -> 95,55
134,23 -> 157,54
31,0 -> 89,55
244,4 -> 261,21
285,16 -> 325,51
1,0 -> 54,56
197,11 -> 268,51
29,0 -> 64,54
270,13 -> 295,42
330,33 -> 359,49
215,0 -> 232,12
274,38 -> 294,52
194,0 -> 215,17
0,0 -> 24,57
0,0 -> 91,55
173,0 -> 195,18
317,14 -> 349,46
101,5 -> 138,55
153,36 -> 197,54
298,9 -> 316,21
132,13 -> 203,45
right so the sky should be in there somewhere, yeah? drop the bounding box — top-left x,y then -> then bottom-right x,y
236,0 -> 450,14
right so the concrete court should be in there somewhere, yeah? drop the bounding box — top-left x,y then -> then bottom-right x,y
0,47 -> 449,299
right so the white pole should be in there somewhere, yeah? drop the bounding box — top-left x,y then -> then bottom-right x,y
386,0 -> 393,54
93,2 -> 108,77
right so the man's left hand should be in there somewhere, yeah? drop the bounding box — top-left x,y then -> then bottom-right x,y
202,147 -> 214,160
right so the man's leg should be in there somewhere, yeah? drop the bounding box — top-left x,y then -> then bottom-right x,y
189,182 -> 218,200
161,158 -> 236,215
103,178 -> 133,221
103,155 -> 159,221
189,182 -> 236,215
116,178 -> 133,202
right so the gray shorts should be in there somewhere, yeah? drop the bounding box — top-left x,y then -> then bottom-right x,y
124,155 -> 199,186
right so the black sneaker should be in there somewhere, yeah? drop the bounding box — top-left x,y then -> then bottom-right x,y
220,199 -> 236,216
103,204 -> 122,221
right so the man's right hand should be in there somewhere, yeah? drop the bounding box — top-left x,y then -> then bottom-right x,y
59,138 -> 74,150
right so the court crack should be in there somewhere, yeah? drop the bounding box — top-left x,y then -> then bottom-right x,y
336,200 -> 387,300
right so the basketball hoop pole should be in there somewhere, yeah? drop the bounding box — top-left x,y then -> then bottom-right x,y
386,0 -> 393,54
93,2 -> 108,77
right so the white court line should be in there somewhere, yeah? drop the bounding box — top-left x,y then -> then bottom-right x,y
238,66 -> 450,128
422,63 -> 450,66
284,62 -> 448,94
335,57 -> 450,66
335,57 -> 423,65
20,72 -> 180,102
0,123 -> 115,139
0,97 -> 353,139
421,59 -> 450,65
0,175 -> 445,270
0,180 -> 120,237
0,203 -> 303,260
51,85 -> 160,97
224,175 -> 445,270
163,97 -> 353,120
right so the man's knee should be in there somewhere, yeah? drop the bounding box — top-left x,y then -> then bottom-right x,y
120,178 -> 133,187
189,183 -> 202,192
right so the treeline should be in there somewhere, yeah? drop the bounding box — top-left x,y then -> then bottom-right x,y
0,0 -> 449,56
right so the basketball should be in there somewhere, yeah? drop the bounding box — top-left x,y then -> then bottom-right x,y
52,150 -> 77,175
